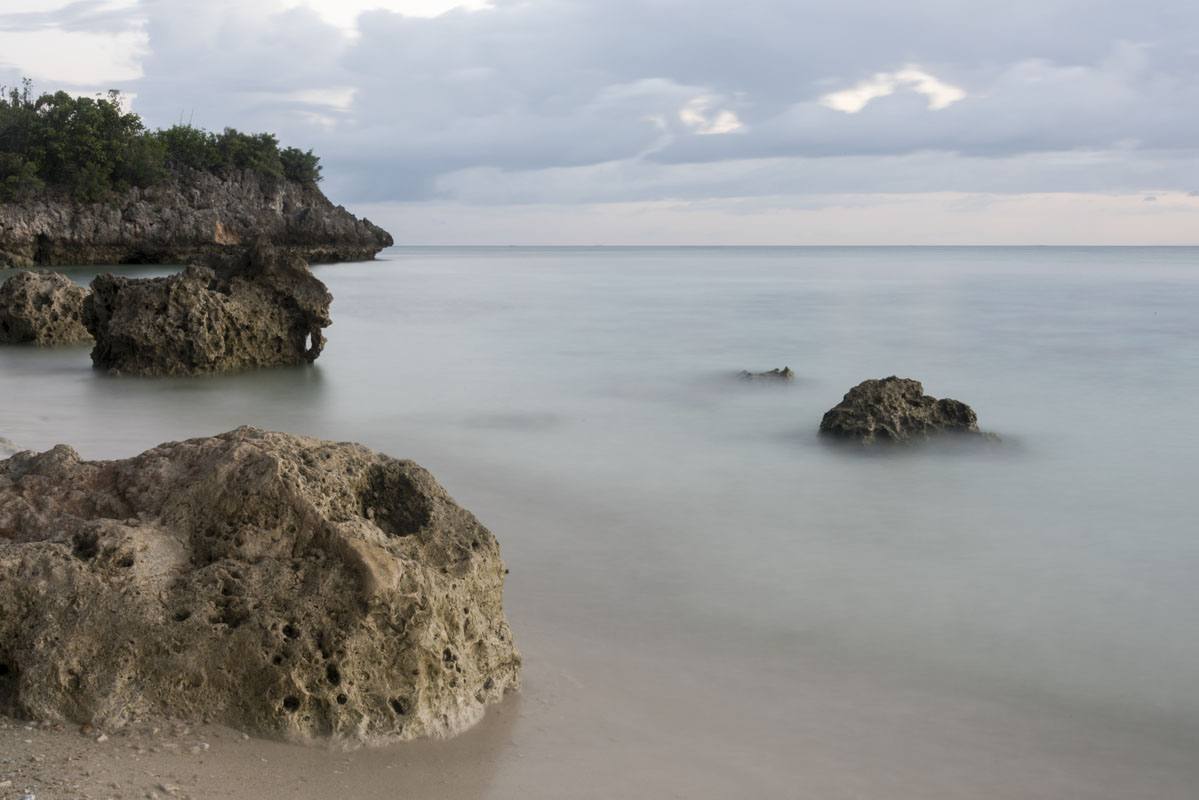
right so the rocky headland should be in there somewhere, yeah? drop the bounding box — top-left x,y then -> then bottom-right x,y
84,243 -> 332,375
819,376 -> 991,444
0,427 -> 521,743
0,270 -> 91,345
0,169 -> 392,269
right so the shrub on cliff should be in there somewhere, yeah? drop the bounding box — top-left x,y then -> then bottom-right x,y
0,79 -> 323,202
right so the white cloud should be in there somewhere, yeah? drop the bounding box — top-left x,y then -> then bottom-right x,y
247,87 -> 358,111
294,0 -> 493,32
679,96 -> 744,135
0,28 -> 148,83
821,66 -> 966,113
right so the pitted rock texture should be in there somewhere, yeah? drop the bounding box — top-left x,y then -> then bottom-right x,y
738,367 -> 794,382
819,376 -> 988,444
0,271 -> 91,345
0,169 -> 392,268
0,427 -> 520,743
84,244 -> 332,375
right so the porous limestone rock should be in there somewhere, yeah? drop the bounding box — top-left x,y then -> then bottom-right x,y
738,367 -> 794,382
0,427 -> 520,743
0,169 -> 392,268
84,244 -> 331,375
819,376 -> 990,444
0,271 -> 91,345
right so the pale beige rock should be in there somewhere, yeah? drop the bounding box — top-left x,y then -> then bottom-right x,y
0,271 -> 91,345
0,427 -> 520,744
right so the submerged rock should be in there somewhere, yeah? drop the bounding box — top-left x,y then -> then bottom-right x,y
0,271 -> 91,345
84,244 -> 331,375
819,376 -> 989,444
738,367 -> 795,382
0,427 -> 520,743
0,438 -> 16,457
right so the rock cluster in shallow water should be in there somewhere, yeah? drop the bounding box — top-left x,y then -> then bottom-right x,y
0,271 -> 91,346
819,376 -> 989,444
738,366 -> 794,382
84,243 -> 332,375
0,427 -> 520,742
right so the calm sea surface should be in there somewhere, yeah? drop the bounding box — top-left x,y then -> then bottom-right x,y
2,246 -> 1198,798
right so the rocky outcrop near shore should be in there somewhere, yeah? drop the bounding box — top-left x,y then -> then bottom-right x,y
84,244 -> 332,375
0,169 -> 392,268
0,427 -> 520,743
819,376 -> 989,444
0,271 -> 91,345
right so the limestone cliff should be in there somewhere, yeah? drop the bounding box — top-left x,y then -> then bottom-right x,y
0,168 -> 393,268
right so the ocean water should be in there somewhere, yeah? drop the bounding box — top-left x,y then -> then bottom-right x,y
2,246 -> 1198,798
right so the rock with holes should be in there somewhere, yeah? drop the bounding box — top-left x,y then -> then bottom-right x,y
819,376 -> 993,444
0,271 -> 91,345
83,243 -> 331,375
0,427 -> 520,743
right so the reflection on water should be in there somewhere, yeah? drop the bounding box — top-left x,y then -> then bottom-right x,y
2,246 -> 1199,798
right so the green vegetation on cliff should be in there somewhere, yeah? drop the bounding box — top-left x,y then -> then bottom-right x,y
0,79 -> 322,202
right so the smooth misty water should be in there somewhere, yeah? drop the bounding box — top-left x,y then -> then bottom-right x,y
2,247 -> 1198,798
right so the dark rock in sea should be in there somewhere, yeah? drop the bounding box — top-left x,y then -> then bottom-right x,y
738,367 -> 795,382
0,169 -> 392,268
84,243 -> 331,376
0,427 -> 520,742
819,376 -> 991,444
0,271 -> 91,345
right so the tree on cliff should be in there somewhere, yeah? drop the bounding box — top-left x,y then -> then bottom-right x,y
0,79 -> 323,202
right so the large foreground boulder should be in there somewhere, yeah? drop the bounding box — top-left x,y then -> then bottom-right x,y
84,245 -> 331,375
819,376 -> 989,444
0,271 -> 91,345
0,427 -> 521,742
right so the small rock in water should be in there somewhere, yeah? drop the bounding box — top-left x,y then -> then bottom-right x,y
737,366 -> 795,382
819,376 -> 993,445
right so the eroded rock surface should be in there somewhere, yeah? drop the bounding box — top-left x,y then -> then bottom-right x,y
738,367 -> 794,382
84,244 -> 332,375
0,427 -> 520,743
0,271 -> 91,345
819,376 -> 989,444
0,169 -> 392,268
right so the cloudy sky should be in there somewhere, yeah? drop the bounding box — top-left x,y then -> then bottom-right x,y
2,0 -> 1198,243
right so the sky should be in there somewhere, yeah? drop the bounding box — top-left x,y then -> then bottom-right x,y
2,0 -> 1198,244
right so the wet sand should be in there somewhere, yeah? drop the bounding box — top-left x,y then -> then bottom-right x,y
4,613 -> 1198,800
